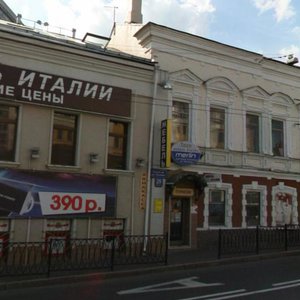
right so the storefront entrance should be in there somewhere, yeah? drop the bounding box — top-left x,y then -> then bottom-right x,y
170,198 -> 190,247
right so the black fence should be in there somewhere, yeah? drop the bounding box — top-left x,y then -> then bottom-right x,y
0,234 -> 168,278
218,225 -> 300,258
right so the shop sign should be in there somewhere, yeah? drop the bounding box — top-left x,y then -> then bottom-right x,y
172,188 -> 194,197
204,173 -> 222,183
154,178 -> 163,188
139,173 -> 147,210
46,220 -> 70,231
0,168 -> 116,217
0,64 -> 131,117
40,192 -> 106,215
153,198 -> 163,213
171,141 -> 203,165
160,119 -> 172,168
151,168 -> 166,188
103,219 -> 124,230
0,221 -> 8,232
151,168 -> 166,179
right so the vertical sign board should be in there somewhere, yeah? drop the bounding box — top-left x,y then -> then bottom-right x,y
160,119 -> 172,168
139,173 -> 147,210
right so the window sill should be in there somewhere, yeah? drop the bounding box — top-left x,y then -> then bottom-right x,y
197,226 -> 230,231
0,161 -> 21,168
103,168 -> 135,176
46,164 -> 82,172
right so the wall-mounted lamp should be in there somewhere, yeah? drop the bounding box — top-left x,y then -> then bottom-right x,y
136,158 -> 145,168
160,81 -> 172,90
89,153 -> 99,163
30,147 -> 40,159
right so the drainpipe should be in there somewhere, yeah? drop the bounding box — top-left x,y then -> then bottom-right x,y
144,65 -> 159,238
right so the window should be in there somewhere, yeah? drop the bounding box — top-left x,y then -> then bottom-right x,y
210,107 -> 225,149
209,190 -> 225,226
172,101 -> 189,142
51,112 -> 77,165
0,105 -> 18,162
272,119 -> 284,156
246,191 -> 260,226
246,114 -> 259,153
107,120 -> 128,170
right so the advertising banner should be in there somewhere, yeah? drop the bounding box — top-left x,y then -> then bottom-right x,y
0,64 -> 131,117
0,169 -> 116,218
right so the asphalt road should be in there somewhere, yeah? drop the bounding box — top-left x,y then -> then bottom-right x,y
1,255 -> 300,299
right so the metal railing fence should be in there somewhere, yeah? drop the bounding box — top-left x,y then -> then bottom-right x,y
218,225 -> 300,258
0,234 -> 168,277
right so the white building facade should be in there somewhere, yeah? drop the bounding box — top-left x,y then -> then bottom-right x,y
109,1 -> 300,248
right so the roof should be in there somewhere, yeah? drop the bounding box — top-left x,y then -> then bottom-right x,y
135,22 -> 299,68
0,19 -> 155,66
0,0 -> 18,23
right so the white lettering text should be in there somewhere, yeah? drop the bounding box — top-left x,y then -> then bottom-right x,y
18,71 -> 35,87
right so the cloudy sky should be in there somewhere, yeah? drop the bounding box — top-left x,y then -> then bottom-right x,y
4,0 -> 300,63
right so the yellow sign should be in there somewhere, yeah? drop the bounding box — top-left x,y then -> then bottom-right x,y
172,188 -> 194,197
153,198 -> 163,213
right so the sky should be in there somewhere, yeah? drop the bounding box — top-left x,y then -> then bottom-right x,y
4,0 -> 300,64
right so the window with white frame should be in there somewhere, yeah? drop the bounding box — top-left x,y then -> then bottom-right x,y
245,191 -> 260,226
246,113 -> 260,153
204,183 -> 233,229
210,107 -> 225,149
272,119 -> 284,156
272,183 -> 298,226
172,101 -> 189,142
242,183 -> 267,227
209,190 -> 225,226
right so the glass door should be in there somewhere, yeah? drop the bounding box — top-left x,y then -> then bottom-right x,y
170,198 -> 190,246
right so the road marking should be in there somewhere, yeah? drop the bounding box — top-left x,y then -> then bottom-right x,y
178,289 -> 246,300
179,282 -> 300,300
117,277 -> 223,295
273,279 -> 300,286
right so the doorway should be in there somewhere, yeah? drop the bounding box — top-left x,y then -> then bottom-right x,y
170,198 -> 190,247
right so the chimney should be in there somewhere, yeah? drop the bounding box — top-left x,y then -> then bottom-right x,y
126,0 -> 143,24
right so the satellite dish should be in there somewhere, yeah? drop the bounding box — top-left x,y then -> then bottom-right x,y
287,54 -> 299,66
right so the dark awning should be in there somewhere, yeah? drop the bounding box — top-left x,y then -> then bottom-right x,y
166,170 -> 207,193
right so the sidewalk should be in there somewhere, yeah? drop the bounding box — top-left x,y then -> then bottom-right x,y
1,248 -> 300,291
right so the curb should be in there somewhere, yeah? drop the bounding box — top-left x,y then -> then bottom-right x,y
1,250 -> 299,291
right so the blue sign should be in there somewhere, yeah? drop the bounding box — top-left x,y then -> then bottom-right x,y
154,178 -> 163,188
171,141 -> 203,166
151,168 -> 167,179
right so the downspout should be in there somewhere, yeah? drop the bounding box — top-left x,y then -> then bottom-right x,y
144,64 -> 159,237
